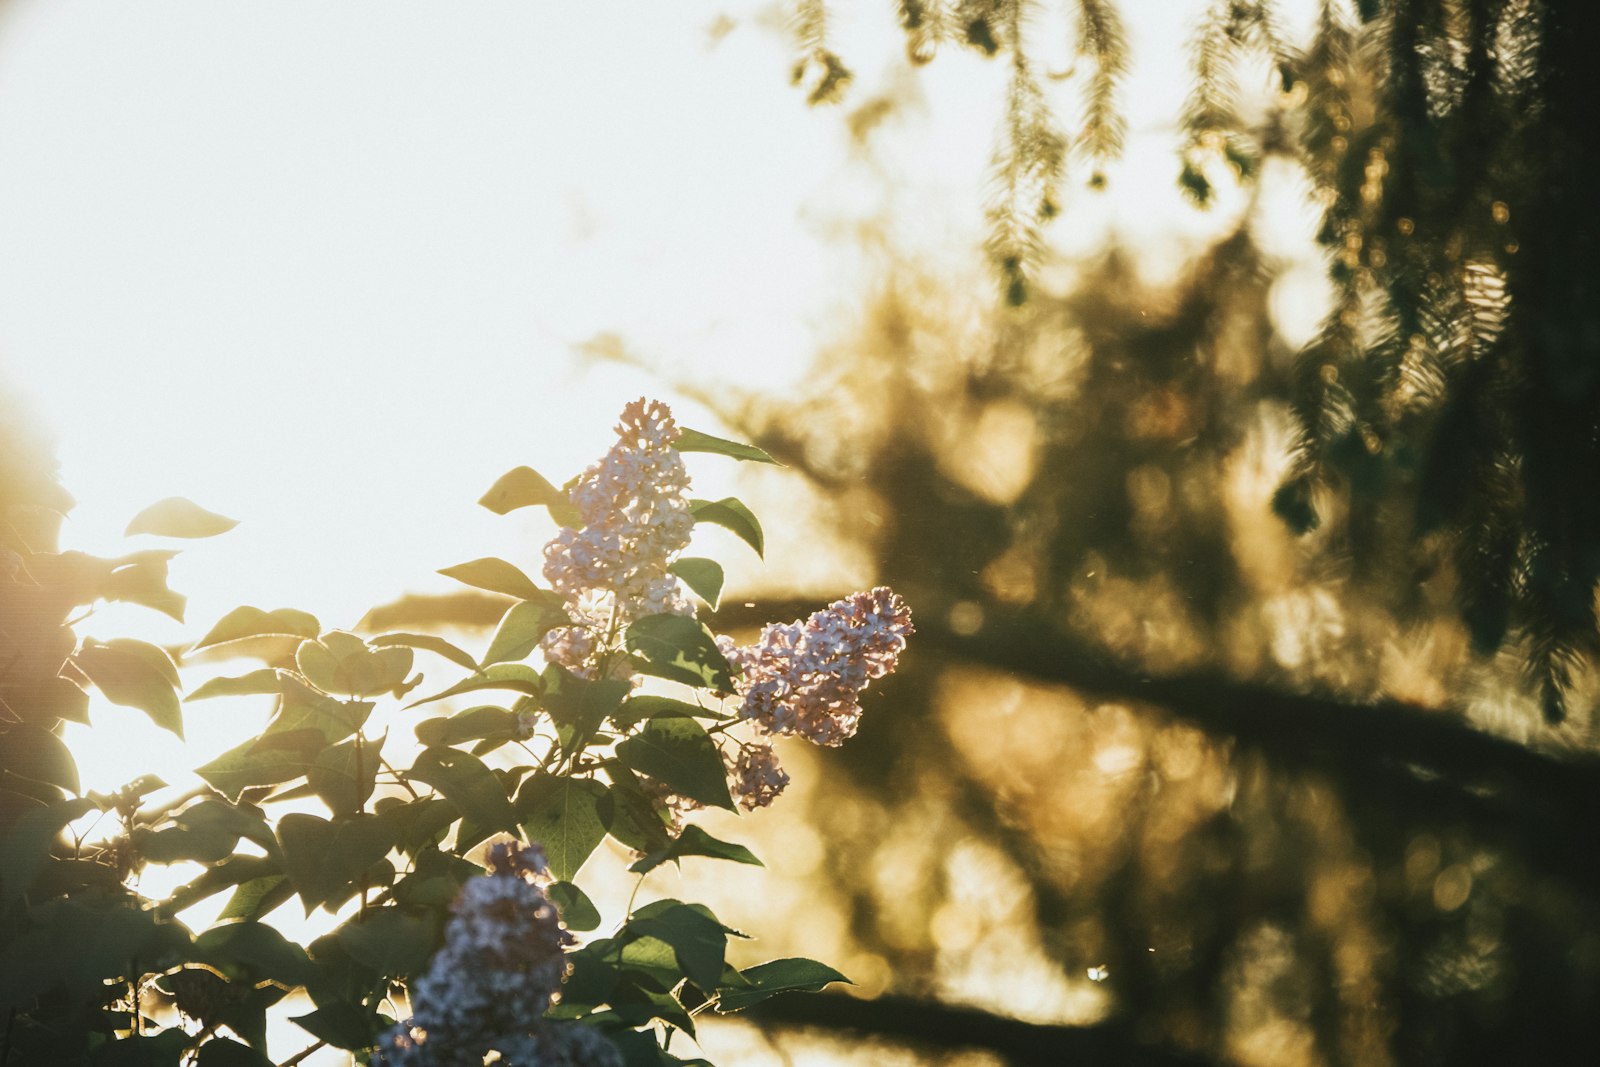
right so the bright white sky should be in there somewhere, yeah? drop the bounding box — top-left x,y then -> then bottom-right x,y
0,2 -> 1325,1059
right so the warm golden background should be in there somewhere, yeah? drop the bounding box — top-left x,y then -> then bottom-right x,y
5,1 -> 1598,1064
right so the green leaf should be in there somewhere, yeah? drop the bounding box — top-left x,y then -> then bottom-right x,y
407,662 -> 542,708
124,496 -> 238,538
187,669 -> 289,701
370,632 -> 479,672
541,668 -> 630,759
408,748 -> 518,836
263,678 -> 368,745
715,958 -> 851,1012
610,975 -> 697,1036
603,767 -> 674,853
478,465 -> 577,523
483,594 -> 569,665
195,737 -> 316,801
161,855 -> 280,917
676,427 -> 779,464
0,725 -> 80,794
176,800 -> 279,856
438,556 -> 546,599
307,733 -> 383,815
626,899 -> 729,994
690,497 -> 764,557
296,632 -> 413,698
613,695 -> 727,727
74,638 -> 183,738
390,846 -> 478,909
195,1037 -> 273,1067
615,718 -> 734,811
289,1002 -> 389,1052
629,824 -> 762,875
414,706 -> 520,748
193,921 -> 314,985
192,606 -> 320,651
547,881 -> 601,931
0,796 -> 96,909
670,557 -> 724,609
102,550 -> 187,621
90,1029 -> 193,1065
218,875 -> 293,922
336,907 -> 438,977
624,615 -> 735,692
135,822 -> 240,865
277,813 -> 397,912
515,774 -> 611,881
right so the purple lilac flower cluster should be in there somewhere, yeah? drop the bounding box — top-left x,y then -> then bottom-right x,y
719,587 -> 914,748
379,842 -> 619,1067
540,399 -> 696,676
723,740 -> 791,812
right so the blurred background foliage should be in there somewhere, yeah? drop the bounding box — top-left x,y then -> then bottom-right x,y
7,0 -> 1600,1064
676,1 -> 1600,1063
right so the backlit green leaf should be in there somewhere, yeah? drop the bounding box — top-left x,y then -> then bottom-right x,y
676,427 -> 779,464
125,496 -> 238,538
414,706 -> 520,748
629,824 -> 762,875
547,880 -> 601,931
626,899 -> 729,993
714,957 -> 851,1012
0,725 -> 79,794
0,797 -> 96,909
690,497 -> 764,557
408,748 -> 518,835
193,920 -> 314,986
407,663 -> 542,708
670,557 -> 725,608
187,669 -> 289,702
477,466 -> 582,525
482,594 -> 569,666
438,556 -> 545,599
296,633 -> 413,698
625,615 -> 735,691
516,774 -> 611,881
370,632 -> 479,672
192,607 -> 320,651
336,907 -> 438,977
612,695 -> 727,728
615,717 -> 734,811
276,813 -> 397,912
74,638 -> 183,738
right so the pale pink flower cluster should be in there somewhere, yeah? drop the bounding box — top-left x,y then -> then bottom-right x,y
719,587 -> 913,747
725,740 -> 790,811
379,842 -> 621,1066
541,399 -> 696,675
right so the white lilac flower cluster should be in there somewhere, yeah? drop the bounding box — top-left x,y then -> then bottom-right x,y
378,842 -> 620,1067
540,399 -> 696,676
718,587 -> 914,748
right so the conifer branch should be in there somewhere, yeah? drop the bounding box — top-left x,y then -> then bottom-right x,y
1074,0 -> 1129,171
792,0 -> 854,104
986,1 -> 1066,305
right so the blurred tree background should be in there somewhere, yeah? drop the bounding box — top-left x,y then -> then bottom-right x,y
7,0 -> 1600,1064
666,1 -> 1600,1064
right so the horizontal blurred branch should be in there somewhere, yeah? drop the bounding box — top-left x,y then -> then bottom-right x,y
704,597 -> 1600,892
740,991 -> 1210,1066
363,590 -> 1600,889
